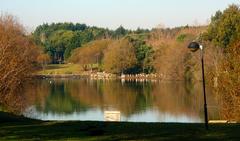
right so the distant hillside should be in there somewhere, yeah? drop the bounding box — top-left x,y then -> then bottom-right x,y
68,25 -> 207,79
32,23 -> 149,63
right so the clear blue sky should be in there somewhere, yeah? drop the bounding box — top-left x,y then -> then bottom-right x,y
0,0 -> 238,30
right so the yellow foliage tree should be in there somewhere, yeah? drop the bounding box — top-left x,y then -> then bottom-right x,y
37,53 -> 51,70
103,38 -> 137,74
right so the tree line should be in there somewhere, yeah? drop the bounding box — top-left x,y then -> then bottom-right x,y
69,35 -> 154,74
32,23 -> 149,64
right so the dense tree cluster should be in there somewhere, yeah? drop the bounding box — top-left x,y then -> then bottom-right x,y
69,36 -> 154,74
148,26 -> 206,81
68,39 -> 112,70
33,23 -> 150,64
103,38 -> 137,74
218,41 -> 240,120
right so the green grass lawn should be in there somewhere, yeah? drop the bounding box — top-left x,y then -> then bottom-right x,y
37,64 -> 83,75
0,111 -> 240,141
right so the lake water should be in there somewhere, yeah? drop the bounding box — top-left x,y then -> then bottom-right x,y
22,78 -> 220,123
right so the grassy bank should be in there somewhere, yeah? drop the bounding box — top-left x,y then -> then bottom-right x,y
37,64 -> 83,75
1,112 -> 240,141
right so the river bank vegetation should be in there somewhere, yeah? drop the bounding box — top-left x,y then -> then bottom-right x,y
0,3 -> 240,122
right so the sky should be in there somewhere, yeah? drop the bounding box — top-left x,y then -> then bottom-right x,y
0,0 -> 238,31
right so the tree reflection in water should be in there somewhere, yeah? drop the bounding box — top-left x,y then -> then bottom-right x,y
22,79 -> 220,122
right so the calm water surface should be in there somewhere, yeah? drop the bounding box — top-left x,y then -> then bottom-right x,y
22,78 -> 220,122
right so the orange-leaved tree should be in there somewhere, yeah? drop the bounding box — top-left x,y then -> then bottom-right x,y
0,14 -> 39,111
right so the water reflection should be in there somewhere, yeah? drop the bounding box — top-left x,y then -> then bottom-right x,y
23,79 -> 219,122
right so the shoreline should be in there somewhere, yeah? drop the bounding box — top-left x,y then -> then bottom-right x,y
33,72 -> 175,81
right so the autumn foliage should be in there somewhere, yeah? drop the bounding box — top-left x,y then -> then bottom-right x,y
0,14 -> 39,110
103,38 -> 137,74
217,41 -> 240,121
147,26 -> 207,81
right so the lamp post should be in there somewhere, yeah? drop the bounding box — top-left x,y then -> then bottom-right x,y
188,41 -> 209,130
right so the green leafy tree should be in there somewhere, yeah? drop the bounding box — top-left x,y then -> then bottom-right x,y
114,26 -> 128,38
64,32 -> 82,59
206,4 -> 240,48
127,36 -> 155,73
47,30 -> 82,63
49,30 -> 74,63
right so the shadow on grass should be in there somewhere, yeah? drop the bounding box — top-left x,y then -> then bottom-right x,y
0,112 -> 240,141
1,121 -> 240,141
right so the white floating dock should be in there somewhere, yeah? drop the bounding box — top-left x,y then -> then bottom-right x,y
209,120 -> 228,123
209,120 -> 237,124
104,111 -> 121,122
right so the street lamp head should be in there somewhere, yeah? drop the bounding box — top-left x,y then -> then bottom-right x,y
188,41 -> 200,52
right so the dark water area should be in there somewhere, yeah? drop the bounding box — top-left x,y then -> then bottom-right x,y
22,78 -> 220,122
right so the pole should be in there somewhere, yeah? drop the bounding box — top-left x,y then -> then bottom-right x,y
200,48 -> 209,130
